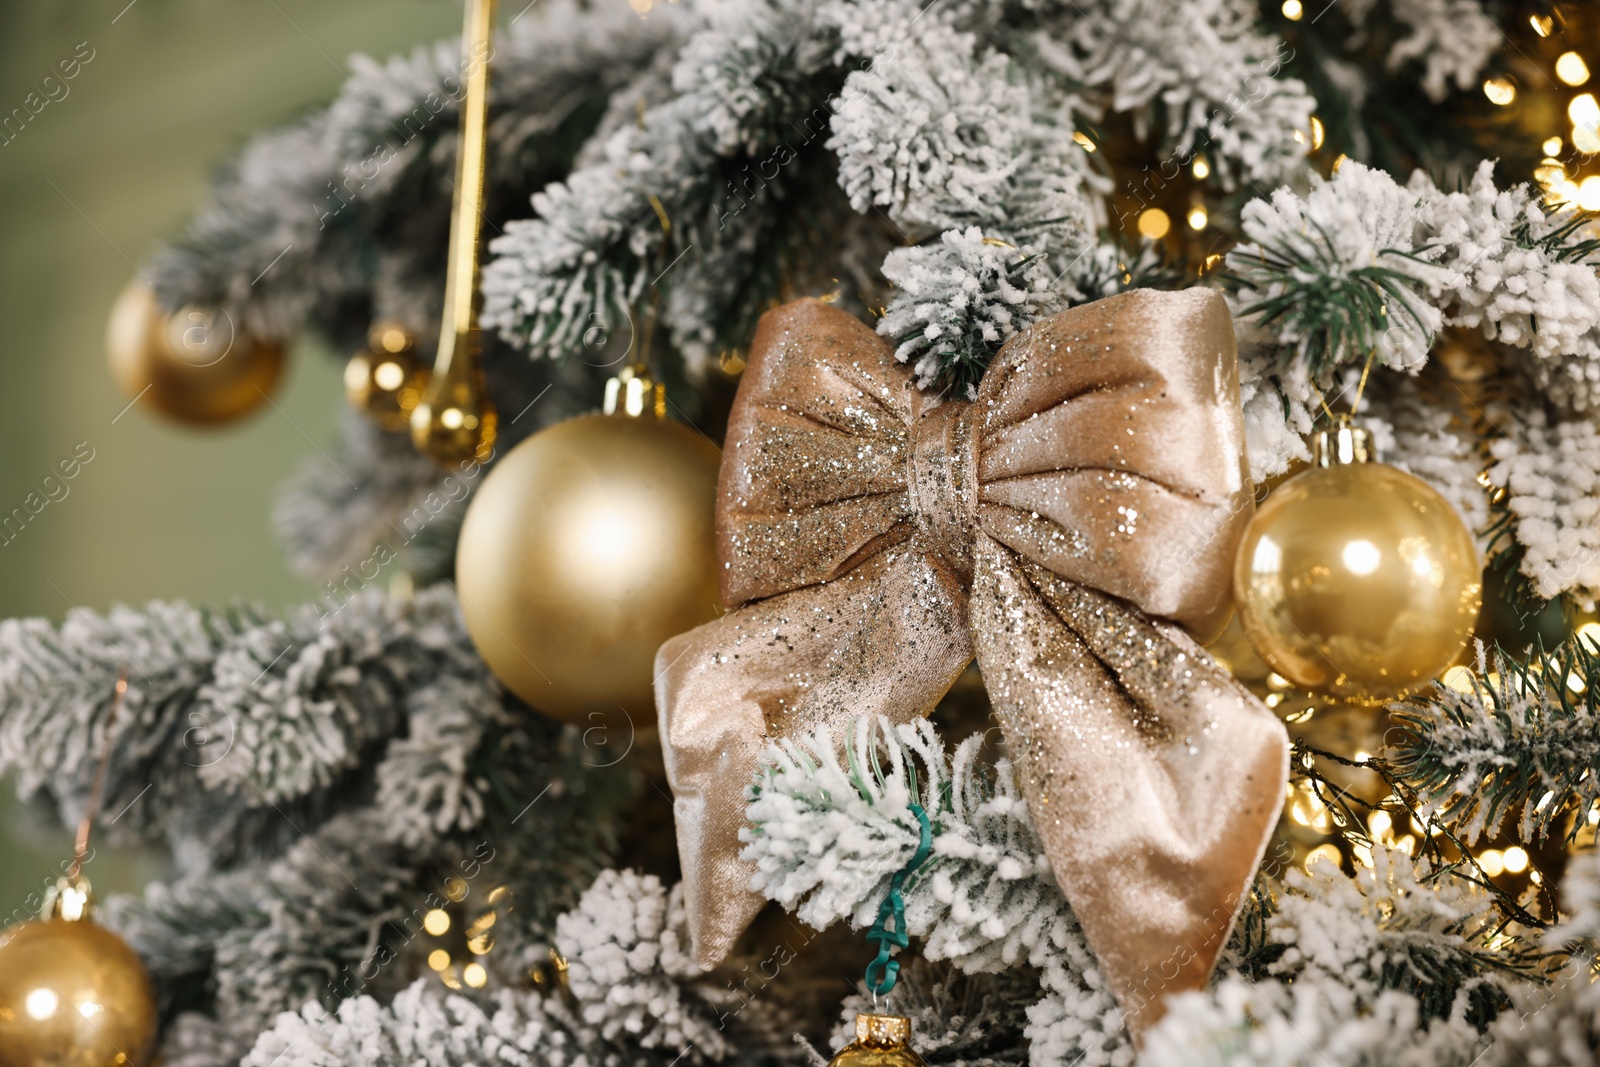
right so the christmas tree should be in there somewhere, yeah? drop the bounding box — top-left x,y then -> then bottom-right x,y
5,0 -> 1600,1064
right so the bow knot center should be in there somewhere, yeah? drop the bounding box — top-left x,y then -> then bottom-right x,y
907,401 -> 979,581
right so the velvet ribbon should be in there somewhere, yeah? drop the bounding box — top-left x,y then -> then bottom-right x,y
654,289 -> 1289,1032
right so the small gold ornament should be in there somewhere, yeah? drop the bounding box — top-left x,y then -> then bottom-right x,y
344,323 -> 430,432
0,671 -> 157,1067
106,278 -> 285,425
0,878 -> 159,1067
455,366 -> 721,724
1233,418 -> 1482,704
827,1014 -> 928,1067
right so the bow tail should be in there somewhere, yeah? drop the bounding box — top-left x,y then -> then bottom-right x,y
655,545 -> 974,969
970,538 -> 1288,1036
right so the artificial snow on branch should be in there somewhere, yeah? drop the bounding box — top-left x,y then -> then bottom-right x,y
876,229 -> 1067,396
1142,841 -> 1550,1066
482,0 -> 858,376
148,1 -> 673,348
554,869 -> 733,1057
1388,640 -> 1600,847
1342,0 -> 1500,103
1484,403 -> 1600,605
1024,0 -> 1316,189
746,717 -> 1132,1067
0,587 -> 484,862
825,15 -> 1089,243
236,869 -> 749,1067
1229,161 -> 1600,486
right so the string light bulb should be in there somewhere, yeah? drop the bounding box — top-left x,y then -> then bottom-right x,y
1557,52 -> 1591,87
1282,0 -> 1303,19
1483,77 -> 1517,106
1580,176 -> 1600,212
1136,208 -> 1171,239
1570,93 -> 1600,127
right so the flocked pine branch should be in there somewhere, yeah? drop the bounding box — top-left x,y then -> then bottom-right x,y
1021,0 -> 1317,190
1140,840 -> 1555,1066
1388,639 -> 1600,847
1484,401 -> 1600,606
234,868 -> 759,1067
876,229 -> 1068,397
744,717 -> 1131,1067
103,712 -> 640,1065
1142,974 -> 1492,1067
482,0 -> 869,376
748,718 -> 1566,1067
148,0 -> 673,348
1229,161 -> 1600,487
1340,0 -> 1500,104
0,586 -> 484,863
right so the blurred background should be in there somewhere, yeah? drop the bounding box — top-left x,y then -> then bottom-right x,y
0,0 -> 462,916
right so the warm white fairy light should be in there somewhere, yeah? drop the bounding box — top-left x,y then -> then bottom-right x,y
1557,52 -> 1591,87
1484,78 -> 1517,106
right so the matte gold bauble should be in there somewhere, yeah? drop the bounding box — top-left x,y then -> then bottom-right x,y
828,1014 -> 928,1067
455,385 -> 721,724
1233,422 -> 1481,704
0,913 -> 157,1067
106,278 -> 284,425
345,323 -> 430,432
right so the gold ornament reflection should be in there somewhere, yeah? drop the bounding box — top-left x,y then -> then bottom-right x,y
454,409 -> 721,724
1233,461 -> 1481,703
0,914 -> 158,1067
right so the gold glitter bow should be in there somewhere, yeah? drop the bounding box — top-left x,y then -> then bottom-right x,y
654,289 -> 1289,1033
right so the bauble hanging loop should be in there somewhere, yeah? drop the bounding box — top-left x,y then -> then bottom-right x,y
1233,415 -> 1483,704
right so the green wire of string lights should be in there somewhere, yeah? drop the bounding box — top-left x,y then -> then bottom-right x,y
863,802 -> 933,999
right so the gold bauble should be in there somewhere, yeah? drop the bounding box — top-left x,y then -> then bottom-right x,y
1233,424 -> 1481,704
827,1014 -> 928,1067
106,278 -> 284,425
344,323 -> 430,432
0,915 -> 157,1067
455,404 -> 722,724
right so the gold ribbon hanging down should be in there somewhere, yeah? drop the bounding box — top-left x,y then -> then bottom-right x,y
654,289 -> 1290,1032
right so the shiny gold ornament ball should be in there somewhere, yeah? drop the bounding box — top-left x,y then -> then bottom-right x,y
0,916 -> 158,1067
1234,456 -> 1482,704
344,323 -> 430,433
827,1014 -> 928,1067
455,411 -> 722,723
106,278 -> 284,425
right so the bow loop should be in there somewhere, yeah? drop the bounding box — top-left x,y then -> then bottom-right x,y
717,299 -> 917,608
972,288 -> 1251,641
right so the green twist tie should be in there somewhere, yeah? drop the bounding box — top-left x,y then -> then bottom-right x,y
863,801 -> 932,998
